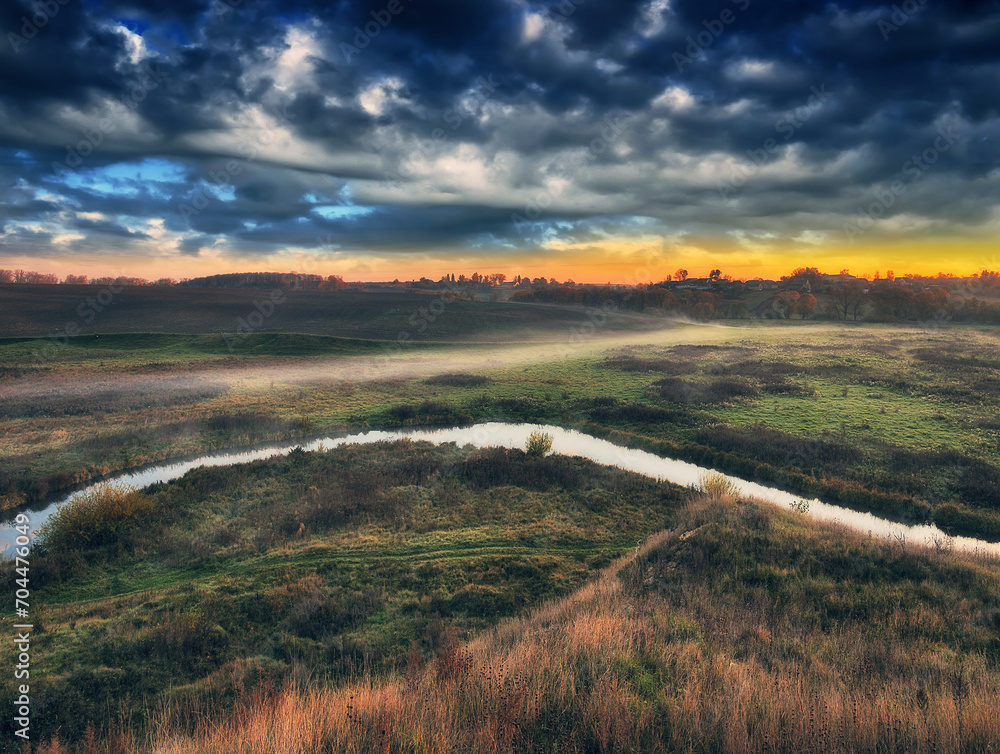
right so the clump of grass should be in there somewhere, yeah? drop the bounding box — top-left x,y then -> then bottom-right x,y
525,431 -> 553,457
697,470 -> 739,500
39,485 -> 154,550
790,498 -> 811,514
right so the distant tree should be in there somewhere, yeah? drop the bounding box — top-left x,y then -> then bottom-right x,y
913,288 -> 949,321
323,275 -> 345,290
153,277 -> 176,286
794,292 -> 818,319
830,281 -> 866,321
25,271 -> 58,284
63,274 -> 89,284
869,285 -> 913,320
728,300 -> 749,319
113,276 -> 147,287
674,268 -> 688,281
782,267 -> 823,288
690,301 -> 714,320
13,269 -> 28,283
690,292 -> 717,320
708,269 -> 722,282
647,288 -> 677,309
772,291 -> 800,319
0,269 -> 12,283
886,270 -> 895,282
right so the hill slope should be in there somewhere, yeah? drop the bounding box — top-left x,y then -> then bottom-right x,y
141,493 -> 1000,753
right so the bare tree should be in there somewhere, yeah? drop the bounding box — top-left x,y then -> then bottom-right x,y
830,281 -> 866,321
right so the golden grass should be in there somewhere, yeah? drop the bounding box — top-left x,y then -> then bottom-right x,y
41,505 -> 1000,753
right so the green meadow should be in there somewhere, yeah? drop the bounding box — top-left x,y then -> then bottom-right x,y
3,311 -> 1000,751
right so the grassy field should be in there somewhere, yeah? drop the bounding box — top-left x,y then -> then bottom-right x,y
5,449 -> 1000,752
143,496 -> 999,753
0,441 -> 685,748
0,285 -> 674,341
2,321 -> 999,538
3,296 -> 1000,751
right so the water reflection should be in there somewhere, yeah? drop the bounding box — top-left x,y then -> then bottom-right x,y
3,423 -> 997,558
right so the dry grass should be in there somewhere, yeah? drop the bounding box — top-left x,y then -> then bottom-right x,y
42,496 -> 1000,754
697,470 -> 740,501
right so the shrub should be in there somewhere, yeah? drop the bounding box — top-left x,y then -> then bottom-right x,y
698,471 -> 740,500
790,498 -> 811,515
525,431 -> 553,457
933,503 -> 1000,541
40,485 -> 155,551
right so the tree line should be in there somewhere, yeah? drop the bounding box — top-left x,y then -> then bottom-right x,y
1,270 -> 177,286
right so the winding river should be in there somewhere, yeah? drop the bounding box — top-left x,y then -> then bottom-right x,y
3,422 -> 998,558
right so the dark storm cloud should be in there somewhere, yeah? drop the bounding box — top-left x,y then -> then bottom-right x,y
1,0 -> 999,262
71,216 -> 151,239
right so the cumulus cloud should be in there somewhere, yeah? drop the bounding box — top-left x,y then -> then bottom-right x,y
0,0 -> 998,270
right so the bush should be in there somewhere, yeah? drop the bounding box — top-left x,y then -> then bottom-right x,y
698,471 -> 740,500
40,485 -> 155,551
933,503 -> 1000,541
525,431 -> 553,457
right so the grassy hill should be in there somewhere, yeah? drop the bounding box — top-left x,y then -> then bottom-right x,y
5,444 -> 1000,752
0,285 -> 673,341
0,441 -> 685,749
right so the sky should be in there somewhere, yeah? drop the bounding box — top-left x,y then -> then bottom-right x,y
1,0 -> 998,283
